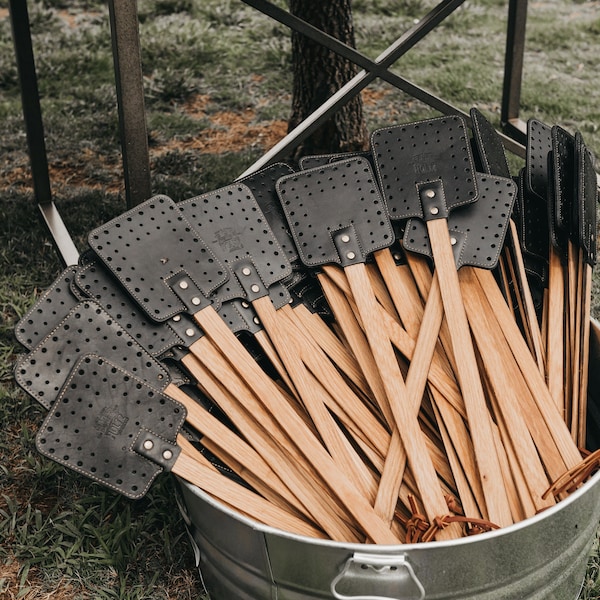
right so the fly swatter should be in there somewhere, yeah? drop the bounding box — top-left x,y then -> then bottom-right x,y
35,354 -> 324,537
178,182 -> 381,504
371,115 -> 513,527
276,156 -> 462,539
87,194 -> 400,544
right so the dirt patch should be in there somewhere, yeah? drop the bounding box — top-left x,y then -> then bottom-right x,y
152,109 -> 289,157
155,88 -> 387,158
0,558 -> 51,600
3,89 -> 388,195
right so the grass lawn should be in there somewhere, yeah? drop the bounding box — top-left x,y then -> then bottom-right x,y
1,0 -> 600,598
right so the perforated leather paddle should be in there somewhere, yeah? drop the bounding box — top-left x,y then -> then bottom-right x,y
371,115 -> 513,527
34,354 -> 324,537
87,195 -> 400,544
14,265 -> 83,351
276,156 -> 462,539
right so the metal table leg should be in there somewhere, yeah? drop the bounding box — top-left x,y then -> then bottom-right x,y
8,0 -> 79,266
108,0 -> 152,208
501,0 -> 528,147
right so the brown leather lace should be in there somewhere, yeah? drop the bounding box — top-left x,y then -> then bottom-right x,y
399,494 -> 499,543
544,448 -> 600,499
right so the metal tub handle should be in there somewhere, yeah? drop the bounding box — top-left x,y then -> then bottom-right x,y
331,552 -> 426,600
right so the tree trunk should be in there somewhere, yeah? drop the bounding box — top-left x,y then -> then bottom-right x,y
288,0 -> 368,159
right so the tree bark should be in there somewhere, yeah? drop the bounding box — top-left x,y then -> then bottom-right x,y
288,0 -> 368,158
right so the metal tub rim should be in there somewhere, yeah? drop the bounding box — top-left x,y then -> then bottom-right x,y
179,467 -> 600,551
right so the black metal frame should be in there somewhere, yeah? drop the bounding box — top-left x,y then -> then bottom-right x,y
9,0 -> 529,265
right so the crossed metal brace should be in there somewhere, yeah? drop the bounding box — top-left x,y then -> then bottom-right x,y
8,0 -> 529,266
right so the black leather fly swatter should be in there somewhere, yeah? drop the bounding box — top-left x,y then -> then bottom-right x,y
238,163 -> 371,409
543,125 -> 576,409
470,109 -> 546,372
371,116 -> 514,528
34,355 -> 326,538
276,156 -> 463,535
178,181 -> 388,502
177,181 -> 303,388
87,194 -> 400,546
403,172 -> 516,270
87,194 -> 294,441
36,354 -> 186,499
571,131 -> 598,445
400,172 -> 523,526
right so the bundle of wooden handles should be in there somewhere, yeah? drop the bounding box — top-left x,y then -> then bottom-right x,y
153,120 -> 598,544
21,116 -> 598,546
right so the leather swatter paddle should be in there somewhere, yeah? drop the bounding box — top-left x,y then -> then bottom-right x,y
276,155 -> 462,539
371,115 -> 513,528
34,354 -> 324,538
35,353 -> 186,499
469,107 -> 511,180
15,265 -> 84,351
544,125 -> 576,413
87,194 -> 401,544
74,259 -> 184,359
15,300 -> 170,409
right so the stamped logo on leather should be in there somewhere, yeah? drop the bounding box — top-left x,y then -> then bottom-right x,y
95,406 -> 129,438
410,152 -> 437,175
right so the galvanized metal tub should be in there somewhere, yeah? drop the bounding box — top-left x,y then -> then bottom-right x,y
177,322 -> 600,600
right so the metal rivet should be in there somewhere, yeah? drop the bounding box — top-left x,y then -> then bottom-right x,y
185,328 -> 195,337
393,252 -> 402,261
450,237 -> 457,246
425,189 -> 436,198
430,207 -> 439,215
340,234 -> 351,243
191,297 -> 201,306
179,281 -> 189,290
143,439 -> 154,450
253,317 -> 260,325
162,449 -> 173,461
172,315 -> 181,322
241,301 -> 250,309
347,251 -> 356,260
251,284 -> 260,293
242,267 -> 252,276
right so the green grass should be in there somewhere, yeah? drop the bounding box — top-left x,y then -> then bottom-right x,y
1,0 -> 600,598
